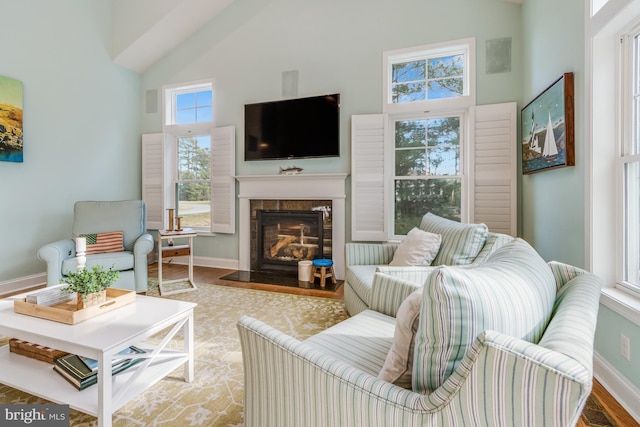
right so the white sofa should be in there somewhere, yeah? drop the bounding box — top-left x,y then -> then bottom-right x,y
344,213 -> 513,315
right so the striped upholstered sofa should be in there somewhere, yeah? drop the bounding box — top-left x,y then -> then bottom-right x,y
237,237 -> 602,427
345,213 -> 513,315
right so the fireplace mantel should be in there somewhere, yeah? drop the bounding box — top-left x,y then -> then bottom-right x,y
236,174 -> 348,279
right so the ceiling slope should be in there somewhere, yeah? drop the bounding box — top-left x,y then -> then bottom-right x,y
113,0 -> 237,73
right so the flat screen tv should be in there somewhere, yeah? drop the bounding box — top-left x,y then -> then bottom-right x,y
244,93 -> 340,161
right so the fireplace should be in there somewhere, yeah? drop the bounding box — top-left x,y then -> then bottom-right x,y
256,210 -> 324,272
236,174 -> 348,280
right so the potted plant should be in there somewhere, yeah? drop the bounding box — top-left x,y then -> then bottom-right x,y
61,265 -> 119,310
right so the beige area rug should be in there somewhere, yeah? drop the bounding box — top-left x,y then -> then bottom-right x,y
0,281 -> 349,426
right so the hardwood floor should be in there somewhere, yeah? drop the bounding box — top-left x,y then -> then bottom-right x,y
148,262 -> 344,300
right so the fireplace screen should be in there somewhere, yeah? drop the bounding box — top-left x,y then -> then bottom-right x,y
256,210 -> 324,272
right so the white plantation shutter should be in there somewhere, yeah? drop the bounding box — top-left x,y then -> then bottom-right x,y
142,127 -> 236,234
142,133 -> 168,230
469,102 -> 517,236
211,126 -> 236,234
351,114 -> 387,241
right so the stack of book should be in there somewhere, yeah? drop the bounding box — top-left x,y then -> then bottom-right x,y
53,346 -> 147,390
25,286 -> 74,306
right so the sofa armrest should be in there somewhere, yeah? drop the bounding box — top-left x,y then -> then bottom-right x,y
37,239 -> 76,286
345,242 -> 399,266
370,272 -> 423,317
133,233 -> 154,293
237,315 -> 591,427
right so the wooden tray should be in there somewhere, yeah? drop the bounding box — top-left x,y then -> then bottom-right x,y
13,288 -> 136,325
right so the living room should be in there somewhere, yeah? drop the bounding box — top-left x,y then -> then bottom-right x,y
0,0 -> 639,425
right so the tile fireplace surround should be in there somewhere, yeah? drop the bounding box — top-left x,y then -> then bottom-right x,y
236,174 -> 348,280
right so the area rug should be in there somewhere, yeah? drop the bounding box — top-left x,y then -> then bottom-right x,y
0,282 -> 349,426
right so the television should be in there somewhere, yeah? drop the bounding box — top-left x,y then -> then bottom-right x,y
244,93 -> 340,161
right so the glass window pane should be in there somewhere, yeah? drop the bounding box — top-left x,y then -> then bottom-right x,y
396,149 -> 426,176
196,90 -> 212,107
392,82 -> 426,103
427,117 -> 461,147
625,162 -> 640,285
176,93 -> 195,109
392,60 -> 426,83
176,109 -> 196,124
428,78 -> 464,99
196,106 -> 213,123
395,120 -> 426,148
428,55 -> 464,78
394,179 -> 461,235
177,182 -> 211,229
177,135 -> 211,180
427,147 -> 460,176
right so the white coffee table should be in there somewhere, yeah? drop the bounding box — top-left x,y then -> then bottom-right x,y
0,292 -> 196,427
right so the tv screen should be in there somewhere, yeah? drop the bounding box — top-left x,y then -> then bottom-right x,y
244,94 -> 340,161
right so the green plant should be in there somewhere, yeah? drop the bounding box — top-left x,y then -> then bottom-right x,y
61,265 -> 119,299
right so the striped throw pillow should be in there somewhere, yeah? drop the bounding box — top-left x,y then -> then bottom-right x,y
80,231 -> 124,254
412,238 -> 556,394
419,213 -> 488,266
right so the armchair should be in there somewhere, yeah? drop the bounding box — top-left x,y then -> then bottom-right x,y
37,200 -> 154,293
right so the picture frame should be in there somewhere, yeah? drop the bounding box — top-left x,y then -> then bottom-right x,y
0,75 -> 23,163
521,72 -> 574,174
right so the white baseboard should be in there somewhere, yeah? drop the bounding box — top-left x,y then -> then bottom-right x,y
0,273 -> 47,296
1,257 -> 241,298
593,351 -> 640,423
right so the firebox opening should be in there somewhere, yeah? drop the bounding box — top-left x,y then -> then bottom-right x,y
256,210 -> 324,273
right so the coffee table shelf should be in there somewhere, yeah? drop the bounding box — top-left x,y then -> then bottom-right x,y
0,346 -> 188,415
0,293 -> 196,427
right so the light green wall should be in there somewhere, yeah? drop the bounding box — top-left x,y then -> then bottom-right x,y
142,0 -> 524,260
0,0 -> 142,282
523,0 -> 640,394
521,0 -> 585,268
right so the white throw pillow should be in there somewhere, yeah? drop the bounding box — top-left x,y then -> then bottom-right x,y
378,288 -> 423,388
389,227 -> 442,266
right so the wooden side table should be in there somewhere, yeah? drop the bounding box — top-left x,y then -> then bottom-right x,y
157,228 -> 198,296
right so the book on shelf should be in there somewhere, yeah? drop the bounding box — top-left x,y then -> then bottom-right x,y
52,345 -> 147,391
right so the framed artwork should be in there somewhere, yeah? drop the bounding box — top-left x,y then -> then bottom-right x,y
0,75 -> 23,163
521,72 -> 574,174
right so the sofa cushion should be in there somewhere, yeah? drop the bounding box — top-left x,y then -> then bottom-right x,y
378,287 -> 423,388
305,310 -> 394,376
390,228 -> 441,266
413,238 -> 557,394
419,213 -> 488,266
62,251 -> 134,275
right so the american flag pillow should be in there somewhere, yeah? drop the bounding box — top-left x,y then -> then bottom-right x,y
80,231 -> 124,254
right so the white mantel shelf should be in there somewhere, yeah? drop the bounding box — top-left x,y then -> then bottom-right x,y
236,173 -> 349,279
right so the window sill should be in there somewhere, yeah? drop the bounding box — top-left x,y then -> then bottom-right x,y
600,287 -> 640,326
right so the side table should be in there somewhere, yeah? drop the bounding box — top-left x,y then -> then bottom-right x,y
157,228 -> 198,296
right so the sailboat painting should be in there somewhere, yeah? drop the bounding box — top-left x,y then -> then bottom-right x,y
521,72 -> 575,174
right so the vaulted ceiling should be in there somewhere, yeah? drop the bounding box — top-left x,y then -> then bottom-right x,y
112,0 -> 522,73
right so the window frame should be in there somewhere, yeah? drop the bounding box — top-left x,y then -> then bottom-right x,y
382,38 -> 476,115
162,78 -> 216,234
617,22 -> 640,298
383,39 -> 474,238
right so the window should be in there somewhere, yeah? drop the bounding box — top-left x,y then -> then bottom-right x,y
383,38 -> 475,114
393,115 -> 462,235
620,25 -> 640,297
163,79 -> 215,232
384,39 -> 473,237
177,135 -> 212,230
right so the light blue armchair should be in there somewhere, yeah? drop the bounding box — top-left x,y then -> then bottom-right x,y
37,200 -> 154,293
